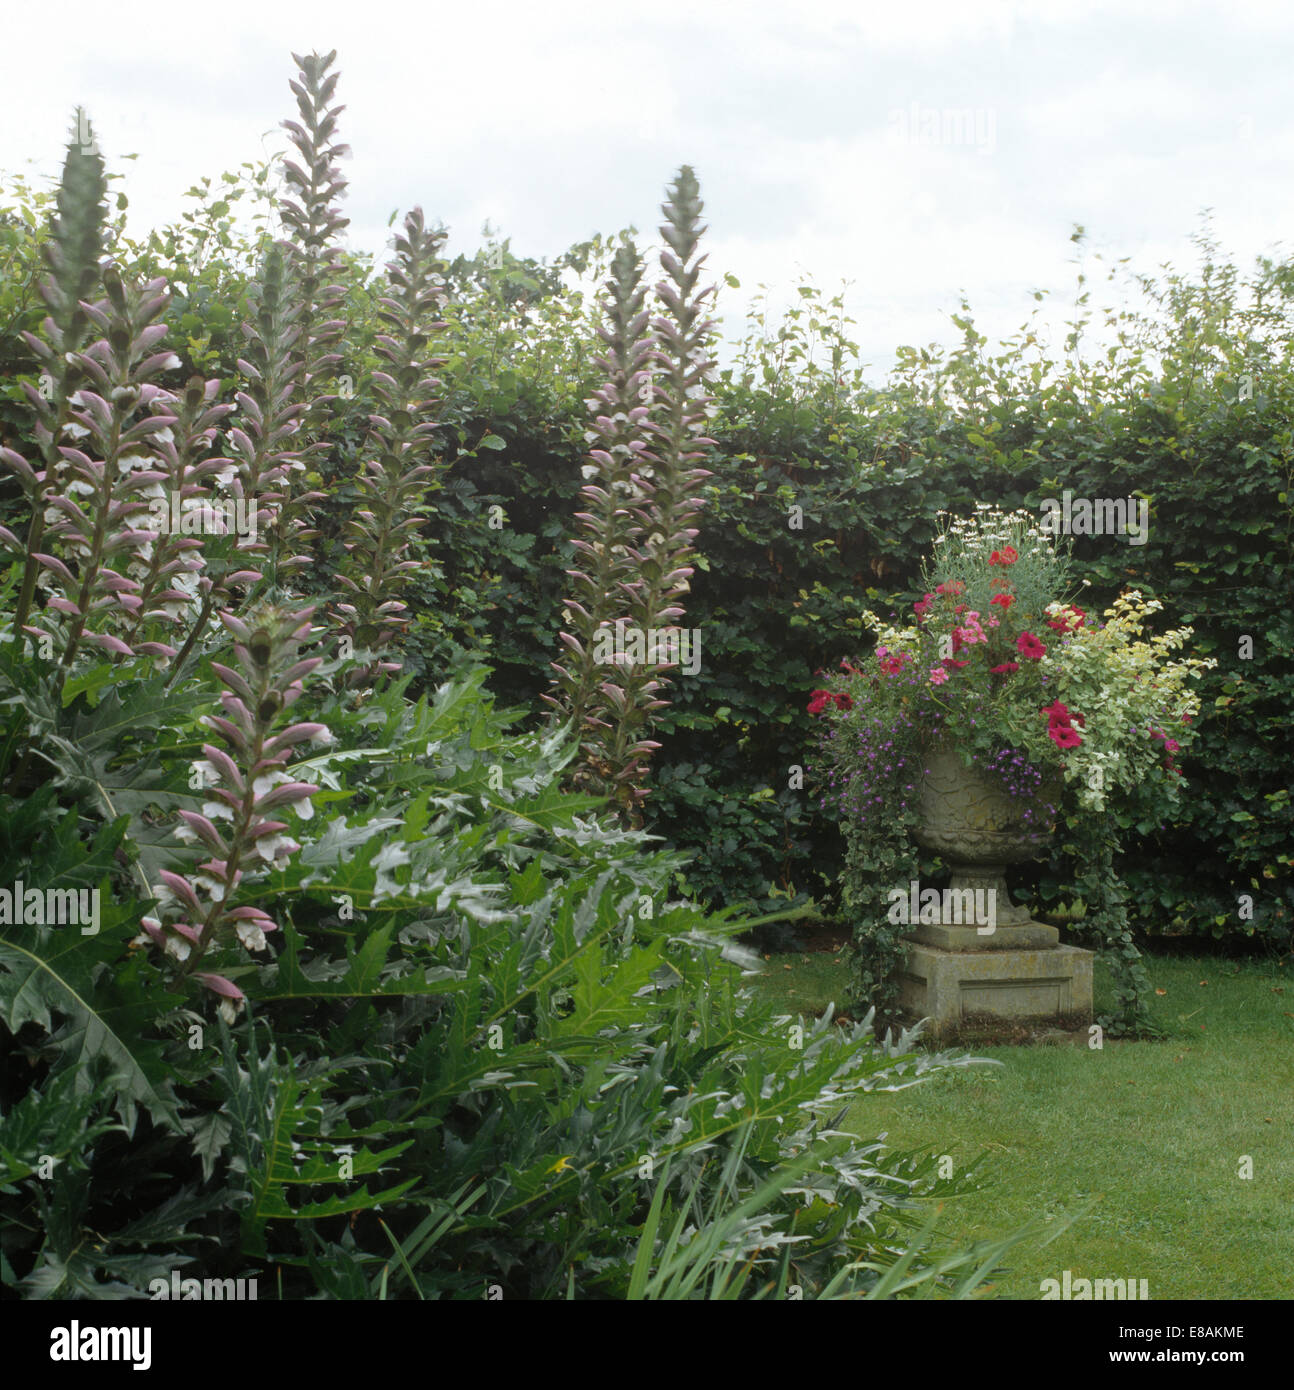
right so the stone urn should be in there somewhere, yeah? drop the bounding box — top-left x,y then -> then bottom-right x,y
911,745 -> 1058,935
897,744 -> 1093,1037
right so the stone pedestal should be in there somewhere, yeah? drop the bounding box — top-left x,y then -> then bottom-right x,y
900,931 -> 1093,1040
900,746 -> 1094,1040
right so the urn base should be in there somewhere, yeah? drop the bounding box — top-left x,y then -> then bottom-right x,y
899,939 -> 1093,1041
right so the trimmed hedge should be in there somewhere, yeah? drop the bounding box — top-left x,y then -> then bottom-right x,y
413,270 -> 1294,952
2,176 -> 1290,950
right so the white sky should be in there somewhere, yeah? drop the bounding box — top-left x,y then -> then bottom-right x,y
2,0 -> 1290,382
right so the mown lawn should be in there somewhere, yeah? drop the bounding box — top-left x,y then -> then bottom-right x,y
748,948 -> 1294,1299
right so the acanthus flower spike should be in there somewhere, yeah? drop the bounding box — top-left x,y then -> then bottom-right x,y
135,603 -> 331,1018
335,205 -> 449,684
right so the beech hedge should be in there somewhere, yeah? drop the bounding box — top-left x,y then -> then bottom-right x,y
414,283 -> 1294,953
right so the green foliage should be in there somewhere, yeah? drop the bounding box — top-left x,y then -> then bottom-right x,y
412,225 -> 1292,956
0,121 -> 1005,1289
1,658 -> 1000,1298
0,786 -> 179,1129
1,44 -> 1289,1305
837,798 -> 923,1036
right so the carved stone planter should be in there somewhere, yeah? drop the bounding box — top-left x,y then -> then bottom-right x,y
898,746 -> 1093,1038
911,745 -> 1057,934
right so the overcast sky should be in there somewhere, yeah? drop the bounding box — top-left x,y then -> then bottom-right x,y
2,0 -> 1289,382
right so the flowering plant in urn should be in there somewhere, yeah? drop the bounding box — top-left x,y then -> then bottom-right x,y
809,504 -> 1216,1034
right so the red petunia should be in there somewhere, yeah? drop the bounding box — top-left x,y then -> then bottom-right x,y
807,690 -> 832,714
1045,604 -> 1087,633
834,693 -> 854,711
1048,723 -> 1082,749
880,656 -> 906,675
941,658 -> 970,670
989,662 -> 1019,674
1016,632 -> 1046,660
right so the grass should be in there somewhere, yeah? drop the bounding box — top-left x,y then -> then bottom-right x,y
747,946 -> 1294,1299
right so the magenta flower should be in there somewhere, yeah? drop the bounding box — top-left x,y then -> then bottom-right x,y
1048,723 -> 1082,749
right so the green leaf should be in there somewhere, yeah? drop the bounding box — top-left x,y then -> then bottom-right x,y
0,911 -> 181,1132
0,794 -> 180,1130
